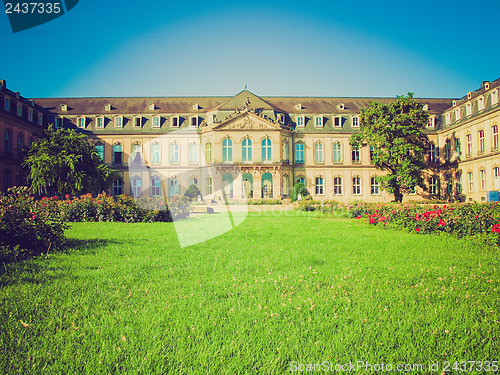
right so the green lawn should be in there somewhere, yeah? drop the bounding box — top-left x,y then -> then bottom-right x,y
0,212 -> 498,374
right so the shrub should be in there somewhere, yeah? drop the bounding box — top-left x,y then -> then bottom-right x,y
0,187 -> 67,262
184,184 -> 202,200
290,183 -> 309,202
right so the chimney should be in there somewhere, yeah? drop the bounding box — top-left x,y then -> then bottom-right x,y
0,80 -> 5,88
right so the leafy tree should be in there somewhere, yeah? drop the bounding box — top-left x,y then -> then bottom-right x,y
22,126 -> 119,196
290,182 -> 309,202
349,93 -> 430,203
184,184 -> 201,200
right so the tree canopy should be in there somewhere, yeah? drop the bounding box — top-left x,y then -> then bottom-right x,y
22,126 -> 119,196
349,93 -> 430,203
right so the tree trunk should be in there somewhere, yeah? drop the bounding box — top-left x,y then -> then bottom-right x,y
393,186 -> 403,203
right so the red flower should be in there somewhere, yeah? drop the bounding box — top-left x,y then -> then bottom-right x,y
356,216 -> 362,219
65,194 -> 70,199
439,219 -> 446,226
369,218 -> 376,224
415,228 -> 421,232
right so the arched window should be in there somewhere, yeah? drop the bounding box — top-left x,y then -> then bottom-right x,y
222,173 -> 233,199
113,143 -> 122,165
466,134 -> 472,156
351,146 -> 360,164
131,143 -> 142,165
296,175 -> 306,186
169,177 -> 180,197
242,138 -> 252,162
333,177 -> 343,195
242,173 -> 253,199
333,142 -> 342,163
295,143 -> 304,164
478,130 -> 485,153
261,138 -> 272,162
222,138 -> 232,162
151,177 -> 161,197
206,176 -> 213,195
314,142 -> 323,164
262,172 -> 273,198
480,169 -> 486,191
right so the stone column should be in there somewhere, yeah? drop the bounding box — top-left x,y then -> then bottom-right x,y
254,170 -> 262,199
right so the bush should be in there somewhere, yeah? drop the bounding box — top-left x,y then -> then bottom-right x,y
0,187 -> 67,262
184,184 -> 201,200
290,183 -> 309,202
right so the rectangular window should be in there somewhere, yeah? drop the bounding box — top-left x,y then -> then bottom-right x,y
151,143 -> 161,165
115,116 -> 123,128
55,117 -> 62,128
333,177 -> 342,195
295,143 -> 304,164
494,167 -> 500,189
170,144 -> 179,164
428,117 -> 435,128
479,130 -> 485,153
153,116 -> 161,128
28,108 -> 33,122
314,143 -> 323,164
493,125 -> 499,151
352,176 -> 361,195
429,177 -> 438,195
334,116 -> 342,127
4,97 -> 10,111
38,113 -> 43,126
455,139 -> 461,159
456,173 -> 462,194
189,144 -> 199,164
333,143 -> 342,163
315,177 -> 324,195
297,116 -> 305,127
77,117 -> 85,129
17,103 -> 22,117
466,134 -> 472,156
371,177 -> 379,195
95,144 -> 104,161
351,147 -> 360,164
467,172 -> 473,192
315,116 -> 323,127
206,142 -> 212,163
206,177 -> 213,195
480,170 -> 486,190
352,117 -> 359,127
113,144 -> 122,165
151,178 -> 161,197
113,180 -> 123,196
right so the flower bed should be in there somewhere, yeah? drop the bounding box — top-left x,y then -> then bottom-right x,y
297,199 -> 500,246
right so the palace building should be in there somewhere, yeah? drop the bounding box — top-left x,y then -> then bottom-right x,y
1,78 -> 499,202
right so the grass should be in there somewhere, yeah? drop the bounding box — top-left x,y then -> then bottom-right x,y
0,211 -> 498,374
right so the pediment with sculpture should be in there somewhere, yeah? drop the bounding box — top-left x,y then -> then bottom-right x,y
213,111 -> 282,131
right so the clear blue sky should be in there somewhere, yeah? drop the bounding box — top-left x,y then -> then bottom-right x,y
1,0 -> 499,99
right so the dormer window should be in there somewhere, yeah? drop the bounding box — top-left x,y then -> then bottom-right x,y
17,103 -> 23,117
334,116 -> 342,127
478,96 -> 485,111
428,116 -> 436,128
55,117 -> 63,128
77,116 -> 86,129
134,116 -> 142,128
4,97 -> 10,111
152,116 -> 161,128
115,116 -> 123,128
492,90 -> 499,106
466,103 -> 472,117
423,104 -> 429,111
295,103 -> 302,110
190,116 -> 198,127
455,107 -> 461,121
28,108 -> 33,122
452,100 -> 457,107
296,115 -> 305,127
468,92 -> 472,99
445,112 -> 451,125
209,113 -> 216,124
15,92 -> 20,99
96,116 -> 105,128
352,116 -> 359,127
277,113 -> 284,124
315,116 -> 323,127
485,82 -> 490,90
149,103 -> 155,111
193,103 -> 199,110
61,104 -> 68,112
105,104 -> 111,111
38,113 -> 43,126
171,116 -> 179,127
337,103 -> 345,110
